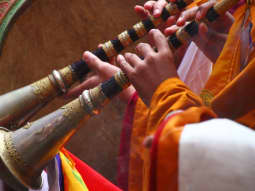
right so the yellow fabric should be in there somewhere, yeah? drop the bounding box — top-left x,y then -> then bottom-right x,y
128,78 -> 203,191
148,78 -> 204,131
147,79 -> 208,191
154,107 -> 216,191
211,55 -> 255,121
201,5 -> 245,101
128,98 -> 148,191
59,149 -> 89,191
186,0 -> 208,9
201,3 -> 255,127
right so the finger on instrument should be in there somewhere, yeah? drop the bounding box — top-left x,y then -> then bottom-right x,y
64,75 -> 99,99
164,24 -> 180,36
124,53 -> 143,68
165,15 -> 178,27
83,51 -> 108,72
149,29 -> 169,52
153,0 -> 168,17
144,1 -> 156,12
136,42 -> 154,58
134,5 -> 149,20
177,6 -> 199,26
117,54 -> 135,76
196,0 -> 216,21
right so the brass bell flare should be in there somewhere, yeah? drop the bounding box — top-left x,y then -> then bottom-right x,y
0,97 -> 90,190
0,128 -> 42,191
0,71 -> 129,190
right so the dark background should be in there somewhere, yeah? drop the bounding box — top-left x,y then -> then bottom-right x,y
0,0 -> 147,184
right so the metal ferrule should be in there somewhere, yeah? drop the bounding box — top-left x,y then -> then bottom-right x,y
149,15 -> 163,28
59,65 -> 76,87
89,85 -> 109,109
51,70 -> 67,94
118,31 -> 133,48
102,41 -> 117,58
176,23 -> 193,44
165,3 -> 179,15
133,22 -> 147,38
214,0 -> 240,15
80,90 -> 97,116
115,71 -> 130,89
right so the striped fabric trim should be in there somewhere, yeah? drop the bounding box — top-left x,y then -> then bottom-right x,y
117,92 -> 139,190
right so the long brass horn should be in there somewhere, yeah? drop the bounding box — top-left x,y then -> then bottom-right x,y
0,71 -> 129,191
0,0 -> 239,190
0,0 -> 193,130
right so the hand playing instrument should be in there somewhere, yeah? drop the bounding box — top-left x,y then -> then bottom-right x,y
0,0 -> 193,129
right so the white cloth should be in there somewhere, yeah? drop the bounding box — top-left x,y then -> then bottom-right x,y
30,171 -> 49,191
178,42 -> 212,94
179,119 -> 255,191
0,158 -> 60,191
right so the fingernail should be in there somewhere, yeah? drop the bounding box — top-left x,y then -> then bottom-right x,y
153,9 -> 160,16
124,53 -> 130,58
83,51 -> 90,61
177,17 -> 183,24
164,29 -> 169,35
117,54 -> 123,62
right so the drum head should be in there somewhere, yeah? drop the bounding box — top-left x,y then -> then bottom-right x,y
0,0 -> 146,184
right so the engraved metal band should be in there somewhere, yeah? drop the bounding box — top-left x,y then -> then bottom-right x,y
59,65 -> 75,87
80,90 -> 96,115
149,15 -> 163,28
214,0 -> 240,15
118,31 -> 133,48
176,25 -> 192,44
52,70 -> 67,94
133,22 -> 147,38
115,71 -> 130,89
165,3 -> 179,15
89,86 -> 108,108
102,41 -> 117,58
4,132 -> 28,171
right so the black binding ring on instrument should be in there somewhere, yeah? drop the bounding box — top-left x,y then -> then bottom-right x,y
101,76 -> 123,99
169,33 -> 183,49
205,7 -> 220,22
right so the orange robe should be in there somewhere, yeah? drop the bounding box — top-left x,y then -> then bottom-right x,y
201,3 -> 255,126
117,78 -> 204,191
148,106 -> 216,191
117,2 -> 255,191
147,106 -> 255,191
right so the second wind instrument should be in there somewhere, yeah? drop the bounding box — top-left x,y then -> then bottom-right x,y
0,0 -> 193,130
0,0 -> 240,190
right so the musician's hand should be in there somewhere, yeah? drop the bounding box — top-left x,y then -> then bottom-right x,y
134,0 -> 177,31
134,0 -> 188,68
135,0 -> 167,18
118,29 -> 178,106
164,0 -> 234,63
64,51 -> 135,102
